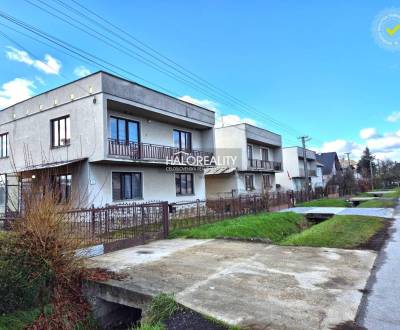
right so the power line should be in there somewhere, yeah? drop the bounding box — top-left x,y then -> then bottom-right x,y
23,0 -> 309,142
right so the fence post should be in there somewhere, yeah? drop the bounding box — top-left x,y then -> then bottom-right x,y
141,204 -> 145,244
196,199 -> 200,225
253,195 -> 257,214
90,204 -> 95,239
162,201 -> 169,239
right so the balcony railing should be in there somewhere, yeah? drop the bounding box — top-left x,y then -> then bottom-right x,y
108,139 -> 213,165
247,159 -> 282,171
299,168 -> 317,177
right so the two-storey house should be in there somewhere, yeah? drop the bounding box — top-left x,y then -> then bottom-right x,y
275,147 -> 321,192
204,123 -> 283,197
0,71 -> 215,212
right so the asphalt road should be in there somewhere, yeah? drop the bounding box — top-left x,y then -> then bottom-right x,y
358,200 -> 400,329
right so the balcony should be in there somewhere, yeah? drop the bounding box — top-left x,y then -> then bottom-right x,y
108,139 -> 213,165
247,159 -> 282,171
299,168 -> 317,177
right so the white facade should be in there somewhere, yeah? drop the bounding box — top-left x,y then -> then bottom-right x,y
0,72 -> 215,208
205,123 -> 282,197
275,147 -> 319,192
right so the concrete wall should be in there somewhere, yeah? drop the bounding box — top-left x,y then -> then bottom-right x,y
88,163 -> 206,206
205,174 -> 239,198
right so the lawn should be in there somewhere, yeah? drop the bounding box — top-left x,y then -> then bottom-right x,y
280,215 -> 384,249
169,212 -> 307,243
357,199 -> 397,208
0,308 -> 42,330
296,198 -> 349,207
383,188 -> 400,198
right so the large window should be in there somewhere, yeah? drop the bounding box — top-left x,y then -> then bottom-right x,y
53,174 -> 72,203
51,116 -> 70,147
110,117 -> 140,143
261,148 -> 269,161
262,175 -> 272,190
245,174 -> 254,191
173,130 -> 192,152
0,133 -> 8,158
112,172 -> 142,200
247,145 -> 253,160
175,173 -> 194,195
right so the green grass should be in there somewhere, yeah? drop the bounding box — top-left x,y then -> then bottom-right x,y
169,212 -> 307,243
296,198 -> 349,207
143,293 -> 180,326
383,188 -> 400,198
134,323 -> 165,330
280,215 -> 384,248
0,307 -> 47,330
357,199 -> 397,208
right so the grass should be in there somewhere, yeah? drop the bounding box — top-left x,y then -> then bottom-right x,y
143,293 -> 180,326
357,199 -> 397,208
169,212 -> 307,243
383,188 -> 400,198
280,215 -> 384,248
296,198 -> 349,207
0,308 -> 41,330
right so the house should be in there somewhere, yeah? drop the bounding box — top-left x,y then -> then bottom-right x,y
0,71 -> 215,212
275,147 -> 320,191
316,152 -> 343,187
204,123 -> 283,197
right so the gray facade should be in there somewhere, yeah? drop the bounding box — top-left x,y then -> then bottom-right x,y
0,72 -> 215,207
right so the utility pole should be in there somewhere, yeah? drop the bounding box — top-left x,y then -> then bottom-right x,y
369,156 -> 374,191
298,136 -> 311,199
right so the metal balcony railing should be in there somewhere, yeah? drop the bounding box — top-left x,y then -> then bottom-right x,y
247,159 -> 282,171
108,139 -> 213,164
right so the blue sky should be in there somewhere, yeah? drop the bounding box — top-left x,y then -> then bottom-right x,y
0,1 -> 399,160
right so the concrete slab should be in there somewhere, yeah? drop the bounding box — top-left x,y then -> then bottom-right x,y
88,239 -> 376,329
366,190 -> 395,195
282,207 -> 395,219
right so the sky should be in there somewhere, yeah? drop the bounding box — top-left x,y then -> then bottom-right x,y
0,0 -> 399,161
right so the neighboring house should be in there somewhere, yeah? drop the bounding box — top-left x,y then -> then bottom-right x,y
0,71 -> 215,211
275,147 -> 319,191
311,161 -> 324,189
204,123 -> 283,197
316,152 -> 343,187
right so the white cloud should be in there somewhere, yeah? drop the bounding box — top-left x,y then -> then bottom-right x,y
0,78 -> 35,109
179,95 -> 218,112
366,134 -> 400,152
359,127 -> 378,139
6,46 -> 61,75
318,139 -> 364,158
35,76 -> 45,86
215,114 -> 257,128
73,65 -> 91,78
386,111 -> 400,122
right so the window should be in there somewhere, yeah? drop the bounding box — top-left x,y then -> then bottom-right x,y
261,148 -> 269,161
110,117 -> 140,143
247,145 -> 253,160
262,175 -> 271,190
112,172 -> 142,200
245,174 -> 254,191
173,130 -> 192,152
0,133 -> 8,158
175,173 -> 194,195
51,116 -> 70,147
53,174 -> 72,203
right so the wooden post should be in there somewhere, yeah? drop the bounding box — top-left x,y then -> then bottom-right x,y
162,201 -> 169,239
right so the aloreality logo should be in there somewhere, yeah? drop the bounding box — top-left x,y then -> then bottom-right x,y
165,151 -> 237,167
373,8 -> 400,51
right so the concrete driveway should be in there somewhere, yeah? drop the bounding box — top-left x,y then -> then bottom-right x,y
88,239 -> 376,329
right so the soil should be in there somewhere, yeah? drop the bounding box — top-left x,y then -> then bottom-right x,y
331,321 -> 366,330
164,308 -> 228,330
356,220 -> 393,251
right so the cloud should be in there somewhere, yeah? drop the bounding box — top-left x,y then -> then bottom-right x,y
0,78 -> 35,109
179,95 -> 218,111
35,76 -> 45,86
359,127 -> 378,139
73,65 -> 91,78
317,139 -> 364,158
215,114 -> 257,128
5,46 -> 61,75
386,111 -> 400,122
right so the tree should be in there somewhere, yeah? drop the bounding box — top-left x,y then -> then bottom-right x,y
357,147 -> 376,179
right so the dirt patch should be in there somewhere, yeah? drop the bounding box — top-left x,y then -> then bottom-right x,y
164,308 -> 228,330
357,220 -> 392,251
85,267 -> 128,281
331,321 -> 366,329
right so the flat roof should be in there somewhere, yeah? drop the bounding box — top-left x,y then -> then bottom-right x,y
0,71 -> 215,116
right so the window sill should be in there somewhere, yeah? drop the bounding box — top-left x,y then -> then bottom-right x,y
51,144 -> 71,149
0,156 -> 9,159
112,198 -> 144,203
176,193 -> 195,197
